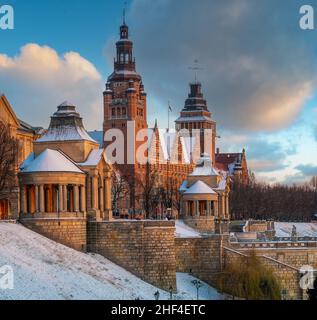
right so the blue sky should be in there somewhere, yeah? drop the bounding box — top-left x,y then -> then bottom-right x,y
1,0 -> 317,184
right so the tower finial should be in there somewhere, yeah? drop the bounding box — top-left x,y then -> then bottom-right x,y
123,1 -> 127,25
188,59 -> 203,84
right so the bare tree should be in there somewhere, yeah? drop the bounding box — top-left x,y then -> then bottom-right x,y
0,122 -> 18,199
230,171 -> 317,221
136,163 -> 159,218
111,169 -> 128,211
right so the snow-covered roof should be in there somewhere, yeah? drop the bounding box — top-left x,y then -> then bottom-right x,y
37,125 -> 96,143
184,180 -> 216,195
148,129 -> 192,164
36,103 -> 97,143
190,166 -> 218,176
274,222 -> 317,238
20,149 -> 84,173
179,180 -> 188,192
78,149 -> 108,166
175,116 -> 213,123
58,101 -> 76,108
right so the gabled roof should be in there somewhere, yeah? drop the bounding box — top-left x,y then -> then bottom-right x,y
190,154 -> 219,176
77,149 -> 109,166
148,128 -> 192,164
215,152 -> 246,175
20,149 -> 84,173
179,180 -> 188,192
0,94 -> 20,127
184,180 -> 217,195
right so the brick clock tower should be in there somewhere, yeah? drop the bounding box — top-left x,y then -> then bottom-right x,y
103,21 -> 148,209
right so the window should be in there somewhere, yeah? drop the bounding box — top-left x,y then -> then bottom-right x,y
112,108 -> 115,117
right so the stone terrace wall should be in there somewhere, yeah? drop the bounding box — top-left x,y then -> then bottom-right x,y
223,246 -> 308,300
175,235 -> 227,286
87,220 -> 176,292
21,217 -> 87,252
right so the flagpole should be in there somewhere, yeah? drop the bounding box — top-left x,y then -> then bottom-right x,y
168,101 -> 170,133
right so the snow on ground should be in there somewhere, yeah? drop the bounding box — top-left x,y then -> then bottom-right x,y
175,220 -> 202,238
274,222 -> 317,238
0,223 -> 223,300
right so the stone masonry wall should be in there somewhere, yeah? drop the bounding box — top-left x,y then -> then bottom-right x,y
21,217 -> 87,252
175,235 -> 226,286
183,217 -> 215,233
87,220 -> 176,292
223,246 -> 310,300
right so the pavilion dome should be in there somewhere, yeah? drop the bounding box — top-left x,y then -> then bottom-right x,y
184,180 -> 217,195
36,102 -> 97,143
20,149 -> 83,173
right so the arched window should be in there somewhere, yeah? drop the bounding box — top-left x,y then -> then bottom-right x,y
125,53 -> 129,63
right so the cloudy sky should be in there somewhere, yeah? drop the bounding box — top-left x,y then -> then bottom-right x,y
1,0 -> 317,184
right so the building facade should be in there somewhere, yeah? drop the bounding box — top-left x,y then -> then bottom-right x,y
0,94 -> 42,219
19,102 -> 112,222
102,21 -> 240,214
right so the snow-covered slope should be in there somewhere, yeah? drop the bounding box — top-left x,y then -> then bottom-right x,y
175,220 -> 202,238
0,223 -> 223,300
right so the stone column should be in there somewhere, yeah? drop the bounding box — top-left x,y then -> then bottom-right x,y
184,201 -> 188,217
34,185 -> 39,213
74,185 -> 79,212
27,186 -> 32,214
99,179 -> 104,213
206,200 -> 210,216
91,175 -> 98,210
222,196 -> 226,218
20,185 -> 26,214
80,185 -> 86,213
214,201 -> 219,217
63,185 -> 67,212
58,184 -> 63,213
39,185 -> 45,213
103,173 -> 112,220
195,200 -> 199,216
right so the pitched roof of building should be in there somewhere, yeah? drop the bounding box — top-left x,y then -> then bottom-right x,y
215,152 -> 244,174
20,149 -> 84,173
37,102 -> 96,143
77,149 -> 108,166
184,180 -> 217,195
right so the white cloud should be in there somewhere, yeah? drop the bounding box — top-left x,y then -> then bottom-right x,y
0,43 -> 103,129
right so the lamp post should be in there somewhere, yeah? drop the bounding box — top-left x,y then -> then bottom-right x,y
169,286 -> 173,300
192,280 -> 203,300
